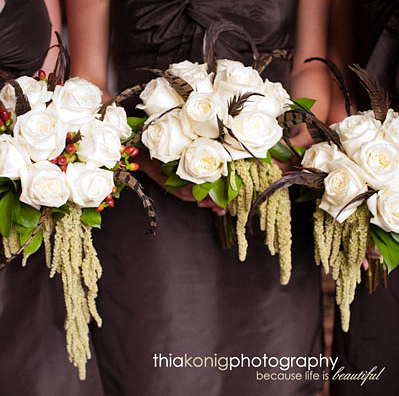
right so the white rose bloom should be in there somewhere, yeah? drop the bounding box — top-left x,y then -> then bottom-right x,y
381,109 -> 399,146
77,119 -> 121,168
168,60 -> 213,93
367,189 -> 399,233
142,109 -> 192,163
336,113 -> 381,158
66,162 -> 114,208
181,92 -> 225,139
319,163 -> 368,223
137,77 -> 184,116
103,103 -> 132,140
353,139 -> 399,190
214,59 -> 263,104
301,142 -> 351,173
177,137 -> 230,184
241,79 -> 291,117
13,108 -> 68,162
223,112 -> 282,160
20,161 -> 69,210
52,77 -> 102,125
0,135 -> 31,179
0,76 -> 52,111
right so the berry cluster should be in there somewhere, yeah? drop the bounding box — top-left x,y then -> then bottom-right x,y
50,131 -> 79,172
96,186 -> 119,212
0,108 -> 12,133
35,69 -> 60,87
119,144 -> 140,171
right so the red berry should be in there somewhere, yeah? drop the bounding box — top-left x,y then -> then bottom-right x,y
105,194 -> 113,201
112,186 -> 117,194
48,72 -> 54,81
125,146 -> 139,157
120,145 -> 126,154
34,76 -> 40,81
60,164 -> 68,172
58,155 -> 68,166
66,143 -> 76,154
66,132 -> 72,142
1,111 -> 10,121
56,82 -> 62,86
50,157 -> 59,164
127,162 -> 139,172
38,70 -> 46,79
96,204 -> 105,212
0,119 -> 4,127
106,197 -> 115,208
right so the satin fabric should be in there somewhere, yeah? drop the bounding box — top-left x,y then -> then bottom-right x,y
0,2 -> 104,395
332,3 -> 399,394
90,1 -> 323,395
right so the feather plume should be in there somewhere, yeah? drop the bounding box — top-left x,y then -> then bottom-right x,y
0,71 -> 31,115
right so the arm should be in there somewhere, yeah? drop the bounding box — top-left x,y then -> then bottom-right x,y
65,0 -> 110,93
289,0 -> 332,149
41,0 -> 62,73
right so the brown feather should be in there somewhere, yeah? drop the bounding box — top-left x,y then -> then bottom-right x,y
349,64 -> 390,122
333,190 -> 376,223
48,31 -> 71,90
305,57 -> 352,116
228,92 -> 264,117
253,49 -> 293,74
0,71 -> 31,115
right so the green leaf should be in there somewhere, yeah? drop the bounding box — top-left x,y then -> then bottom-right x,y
370,224 -> 399,273
291,98 -> 316,111
293,145 -> 306,158
13,200 -> 41,228
16,226 -> 43,255
161,160 -> 179,177
269,142 -> 293,162
80,208 -> 102,229
192,182 -> 213,202
165,173 -> 190,189
0,190 -> 15,238
228,173 -> 243,203
259,151 -> 272,166
209,178 -> 228,209
391,232 -> 399,244
127,116 -> 147,131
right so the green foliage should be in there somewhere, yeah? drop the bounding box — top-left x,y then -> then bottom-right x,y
80,208 -> 102,229
15,224 -> 43,255
13,200 -> 41,228
209,178 -> 228,209
290,98 -> 316,111
269,142 -> 293,162
370,224 -> 399,273
161,160 -> 179,177
192,182 -> 213,202
0,190 -> 15,238
165,173 -> 190,190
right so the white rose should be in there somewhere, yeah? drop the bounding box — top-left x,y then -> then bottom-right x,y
176,137 -> 230,184
20,161 -> 69,209
142,109 -> 192,163
137,77 -> 185,117
66,162 -> 114,208
320,163 -> 368,222
353,139 -> 399,190
103,103 -> 132,140
214,59 -> 263,104
0,135 -> 31,179
223,112 -> 282,160
381,109 -> 399,146
367,189 -> 399,233
0,76 -> 52,111
241,79 -> 291,118
168,60 -> 213,93
301,142 -> 351,173
181,92 -> 225,139
13,108 -> 68,161
336,113 -> 381,158
52,77 -> 102,125
77,119 -> 121,168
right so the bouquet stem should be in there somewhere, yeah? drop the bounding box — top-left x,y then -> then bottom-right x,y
215,212 -> 236,250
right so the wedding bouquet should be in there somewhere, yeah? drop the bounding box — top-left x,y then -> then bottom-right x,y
0,55 -> 155,378
133,31 -> 301,284
252,58 -> 399,331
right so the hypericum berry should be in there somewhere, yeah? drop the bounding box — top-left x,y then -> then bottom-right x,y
66,132 -> 72,142
1,111 -> 10,121
96,204 -> 105,212
38,70 -> 46,79
0,119 -> 4,127
120,145 -> 126,154
112,186 -> 117,194
127,162 -> 139,172
34,76 -> 40,81
125,146 -> 139,157
106,197 -> 114,208
60,164 -> 68,172
66,143 -> 76,154
50,157 -> 59,164
58,155 -> 68,166
48,72 -> 54,82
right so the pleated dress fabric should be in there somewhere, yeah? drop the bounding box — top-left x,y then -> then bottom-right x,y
0,1 -> 105,395
90,1 -> 323,395
331,2 -> 399,395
